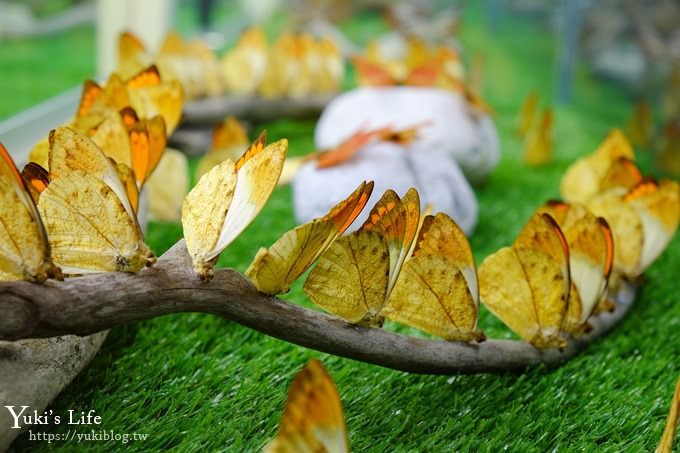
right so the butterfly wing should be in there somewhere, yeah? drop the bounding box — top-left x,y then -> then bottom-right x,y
588,189 -> 644,276
480,213 -> 570,348
265,360 -> 349,453
91,109 -> 133,168
385,212 -> 481,340
128,115 -> 167,186
362,188 -> 421,300
181,159 -> 237,280
246,181 -> 373,295
625,180 -> 680,272
37,171 -> 153,274
0,144 -> 59,282
210,136 -> 287,259
127,76 -> 183,134
304,228 -> 390,326
48,127 -> 137,224
352,55 -> 395,87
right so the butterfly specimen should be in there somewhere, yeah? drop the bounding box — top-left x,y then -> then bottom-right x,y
182,131 -> 287,281
265,360 -> 348,453
0,144 -> 61,282
479,212 -> 571,348
247,181 -> 374,295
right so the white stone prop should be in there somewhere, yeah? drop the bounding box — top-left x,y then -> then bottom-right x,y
314,86 -> 500,184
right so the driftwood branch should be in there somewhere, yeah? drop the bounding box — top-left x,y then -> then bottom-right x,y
181,94 -> 336,125
0,241 -> 636,375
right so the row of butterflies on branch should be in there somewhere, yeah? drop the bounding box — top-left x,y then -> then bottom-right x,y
4,109 -> 677,352
184,128 -> 679,349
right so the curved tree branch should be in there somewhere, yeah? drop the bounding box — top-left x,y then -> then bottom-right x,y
0,241 -> 636,375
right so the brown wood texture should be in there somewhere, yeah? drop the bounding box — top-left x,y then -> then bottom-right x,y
0,240 -> 636,375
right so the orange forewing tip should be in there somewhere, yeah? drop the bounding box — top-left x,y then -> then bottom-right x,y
235,130 -> 267,171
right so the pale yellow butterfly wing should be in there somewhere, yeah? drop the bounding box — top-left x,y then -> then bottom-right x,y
560,129 -> 636,203
480,213 -> 570,348
91,109 -> 133,168
211,138 -> 288,258
182,159 -> 237,280
304,229 -> 390,326
539,202 -> 614,331
48,127 -> 137,222
145,148 -> 189,222
0,144 -> 60,282
246,181 -> 374,295
625,180 -> 680,272
127,78 -> 183,134
265,360 -> 349,453
587,189 -> 644,276
479,246 -> 542,343
386,255 -> 483,341
384,213 -> 482,341
38,171 -> 154,274
114,161 -> 140,213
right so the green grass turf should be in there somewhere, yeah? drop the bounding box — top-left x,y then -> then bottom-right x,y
6,4 -> 680,452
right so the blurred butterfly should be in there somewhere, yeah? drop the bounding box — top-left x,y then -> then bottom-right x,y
352,54 -> 440,88
479,212 -> 571,348
539,201 -> 614,334
383,212 -> 485,341
523,107 -> 553,166
0,144 -> 61,282
36,127 -> 155,274
75,65 -> 183,135
561,129 -> 642,204
196,116 -> 249,180
220,26 -> 268,96
265,360 -> 349,453
587,179 -> 679,277
304,188 -> 420,327
182,131 -> 288,281
247,181 -> 374,295
145,148 -> 189,222
517,91 -> 538,138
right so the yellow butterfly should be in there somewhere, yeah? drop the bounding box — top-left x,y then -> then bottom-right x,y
538,201 -> 614,334
196,116 -> 249,179
182,131 -> 288,280
90,107 -> 168,189
145,148 -> 189,222
220,26 -> 269,96
37,128 -> 155,274
304,189 -> 420,327
125,65 -> 184,134
517,91 -> 538,138
523,108 -> 553,166
587,180 -> 679,277
479,212 -> 571,348
0,144 -> 61,282
560,129 -> 642,203
383,212 -> 485,341
246,181 -> 374,295
657,376 -> 680,453
265,360 -> 349,453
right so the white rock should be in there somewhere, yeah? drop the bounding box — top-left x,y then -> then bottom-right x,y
292,141 -> 478,235
314,86 -> 500,184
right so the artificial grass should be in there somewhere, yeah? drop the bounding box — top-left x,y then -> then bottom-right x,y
6,3 -> 680,452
